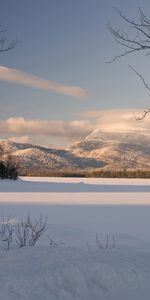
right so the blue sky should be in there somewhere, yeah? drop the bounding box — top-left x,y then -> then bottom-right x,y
1,0 -> 150,147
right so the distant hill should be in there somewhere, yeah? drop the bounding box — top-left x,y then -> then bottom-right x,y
0,140 -> 104,175
70,129 -> 150,170
1,129 -> 150,175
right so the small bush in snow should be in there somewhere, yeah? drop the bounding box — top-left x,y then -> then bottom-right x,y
15,215 -> 47,248
0,214 -> 47,250
95,233 -> 116,250
0,215 -> 14,250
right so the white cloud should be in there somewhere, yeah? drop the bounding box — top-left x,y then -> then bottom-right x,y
0,117 -> 94,138
1,109 -> 150,148
79,108 -> 150,132
0,66 -> 89,98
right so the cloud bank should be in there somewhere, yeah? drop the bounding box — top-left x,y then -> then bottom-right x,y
0,66 -> 89,98
0,117 -> 94,138
79,109 -> 150,132
1,109 -> 150,147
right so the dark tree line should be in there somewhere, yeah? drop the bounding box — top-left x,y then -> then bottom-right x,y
0,147 -> 18,180
0,159 -> 18,180
25,168 -> 150,178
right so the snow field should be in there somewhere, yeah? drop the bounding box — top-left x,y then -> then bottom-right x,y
0,177 -> 150,299
0,245 -> 150,300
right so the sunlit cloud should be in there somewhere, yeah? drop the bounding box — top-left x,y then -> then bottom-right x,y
0,117 -> 94,138
1,109 -> 150,148
79,109 -> 150,132
0,66 -> 90,98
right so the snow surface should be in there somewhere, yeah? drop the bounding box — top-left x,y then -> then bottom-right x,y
0,177 -> 150,299
1,176 -> 150,193
0,244 -> 150,300
1,177 -> 150,204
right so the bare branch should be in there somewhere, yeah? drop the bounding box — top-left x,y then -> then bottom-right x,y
15,215 -> 31,248
108,7 -> 150,62
0,26 -> 17,53
95,232 -> 104,249
29,215 -> 47,246
133,109 -> 150,120
15,215 -> 47,248
128,66 -> 150,120
95,233 -> 116,250
0,215 -> 14,250
108,8 -> 150,120
128,65 -> 150,92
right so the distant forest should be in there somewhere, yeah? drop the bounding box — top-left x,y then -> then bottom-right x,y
24,169 -> 150,178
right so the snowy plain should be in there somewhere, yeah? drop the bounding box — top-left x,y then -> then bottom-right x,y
0,177 -> 150,299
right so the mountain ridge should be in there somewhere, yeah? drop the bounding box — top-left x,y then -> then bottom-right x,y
1,129 -> 150,174
70,129 -> 150,170
0,139 -> 104,174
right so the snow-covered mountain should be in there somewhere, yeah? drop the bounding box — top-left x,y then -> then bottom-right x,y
1,129 -> 150,173
70,129 -> 150,170
0,140 -> 104,174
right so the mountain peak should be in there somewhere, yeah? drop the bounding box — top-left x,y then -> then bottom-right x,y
70,129 -> 150,170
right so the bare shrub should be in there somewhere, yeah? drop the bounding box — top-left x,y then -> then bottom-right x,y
0,215 -> 14,250
96,233 -> 116,250
47,235 -> 65,248
15,215 -> 47,248
96,232 -> 104,249
29,215 -> 47,246
15,215 -> 31,248
47,235 -> 58,247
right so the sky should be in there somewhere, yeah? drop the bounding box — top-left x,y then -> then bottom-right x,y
1,0 -> 150,148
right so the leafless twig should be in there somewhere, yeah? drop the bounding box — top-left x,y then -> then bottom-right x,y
29,215 -> 47,246
95,233 -> 116,250
0,215 -> 14,250
133,109 -> 150,120
108,7 -> 150,63
0,25 -> 17,53
15,215 -> 47,248
15,215 -> 31,248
